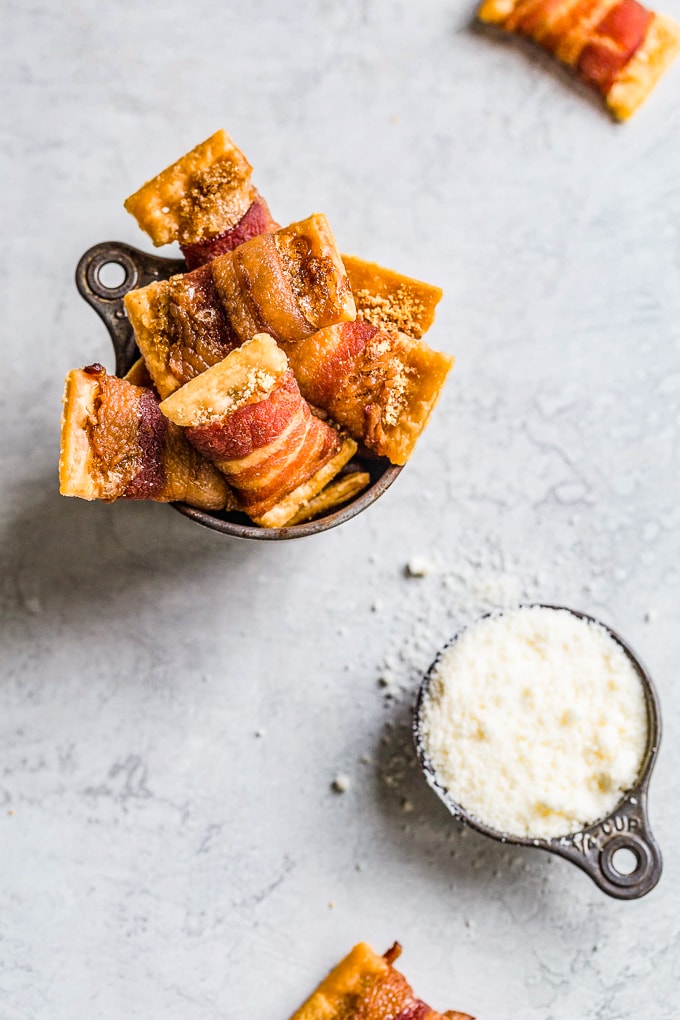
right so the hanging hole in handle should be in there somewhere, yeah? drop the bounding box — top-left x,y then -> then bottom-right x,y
600,834 -> 651,888
97,261 -> 127,290
85,250 -> 138,300
610,847 -> 639,876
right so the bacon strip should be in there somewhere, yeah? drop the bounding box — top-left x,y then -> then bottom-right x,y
125,215 -> 356,400
166,263 -> 240,385
283,321 -> 454,465
59,365 -> 233,510
127,267 -> 450,466
578,0 -> 653,92
182,192 -> 279,269
159,335 -> 357,528
288,942 -> 473,1020
478,0 -> 678,117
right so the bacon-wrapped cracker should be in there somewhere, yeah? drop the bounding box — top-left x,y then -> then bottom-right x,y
283,320 -> 453,465
479,0 -> 680,119
290,942 -> 473,1020
124,214 -> 356,399
124,131 -> 443,338
344,255 -> 443,339
59,365 -> 233,509
181,195 -> 277,269
123,129 -> 278,263
159,335 -> 357,528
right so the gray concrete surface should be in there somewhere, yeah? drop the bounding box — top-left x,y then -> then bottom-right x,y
2,2 -> 679,1017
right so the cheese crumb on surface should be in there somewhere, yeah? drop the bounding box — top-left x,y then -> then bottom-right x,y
405,556 -> 433,578
420,606 -> 648,839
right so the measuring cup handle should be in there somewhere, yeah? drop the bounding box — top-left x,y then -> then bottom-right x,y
75,242 -> 184,377
563,792 -> 662,899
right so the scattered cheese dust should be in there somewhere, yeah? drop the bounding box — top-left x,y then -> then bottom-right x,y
420,606 -> 648,839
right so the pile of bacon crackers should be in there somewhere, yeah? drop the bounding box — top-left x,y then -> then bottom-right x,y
60,129 -> 453,528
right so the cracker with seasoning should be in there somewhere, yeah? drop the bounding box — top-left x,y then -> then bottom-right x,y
124,132 -> 445,339
123,207 -> 453,466
290,942 -> 473,1020
59,365 -> 234,510
159,334 -> 357,528
124,213 -> 357,400
282,321 -> 453,465
123,129 -> 279,268
478,0 -> 680,119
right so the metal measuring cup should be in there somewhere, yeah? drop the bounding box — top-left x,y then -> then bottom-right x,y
74,241 -> 402,541
413,605 -> 662,900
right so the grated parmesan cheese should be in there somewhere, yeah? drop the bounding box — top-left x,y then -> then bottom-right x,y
419,606 -> 648,839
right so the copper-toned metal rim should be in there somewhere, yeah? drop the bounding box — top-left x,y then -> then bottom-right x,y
75,240 -> 403,540
413,605 -> 663,900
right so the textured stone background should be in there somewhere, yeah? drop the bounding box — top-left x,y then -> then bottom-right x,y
2,2 -> 679,1017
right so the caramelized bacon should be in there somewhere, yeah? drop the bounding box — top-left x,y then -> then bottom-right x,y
228,231 -> 317,342
578,0 -> 653,91
357,966 -> 432,1020
283,321 -> 454,465
167,264 -> 239,385
478,0 -> 675,116
159,335 -> 356,527
288,942 -> 472,1020
506,0 -> 616,61
206,391 -> 343,521
275,227 -> 351,332
187,370 -> 305,462
125,215 -> 356,400
506,0 -> 565,36
59,367 -> 233,509
182,193 -> 279,269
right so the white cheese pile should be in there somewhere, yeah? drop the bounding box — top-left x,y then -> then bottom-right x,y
419,606 -> 648,839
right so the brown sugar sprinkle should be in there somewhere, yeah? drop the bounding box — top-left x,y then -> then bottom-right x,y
178,159 -> 251,243
354,287 -> 427,338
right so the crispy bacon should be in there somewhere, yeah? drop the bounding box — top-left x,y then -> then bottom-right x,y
524,0 -> 608,60
507,0 -> 565,36
358,966 -> 434,1020
578,0 -> 653,91
292,319 -> 380,411
83,369 -> 167,499
159,336 -> 356,527
283,321 -> 454,465
167,264 -> 240,385
225,232 -> 316,342
289,942 -> 472,1020
181,193 -> 279,269
59,367 -> 233,509
188,376 -> 344,521
479,0 -> 658,96
186,370 -> 303,462
126,215 -> 356,400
